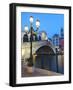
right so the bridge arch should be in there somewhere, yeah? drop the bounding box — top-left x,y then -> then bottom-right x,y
35,45 -> 55,55
32,44 -> 56,55
33,45 -> 57,72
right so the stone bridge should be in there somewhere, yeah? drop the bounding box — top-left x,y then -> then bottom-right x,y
21,40 -> 56,59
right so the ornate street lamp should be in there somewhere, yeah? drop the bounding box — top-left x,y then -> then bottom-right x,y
24,25 -> 29,34
35,19 -> 40,41
26,16 -> 41,73
30,16 -> 34,25
36,19 -> 40,31
27,16 -> 34,67
55,44 -> 59,73
23,25 -> 29,42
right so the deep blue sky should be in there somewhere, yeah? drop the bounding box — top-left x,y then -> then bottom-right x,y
21,12 -> 64,38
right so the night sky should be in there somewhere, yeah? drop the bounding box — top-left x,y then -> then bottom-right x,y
21,12 -> 64,38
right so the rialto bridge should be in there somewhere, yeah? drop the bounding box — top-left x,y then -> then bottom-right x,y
21,40 -> 64,74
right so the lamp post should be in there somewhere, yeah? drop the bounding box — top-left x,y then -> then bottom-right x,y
35,19 -> 40,41
23,25 -> 29,42
54,36 -> 59,73
55,46 -> 59,73
27,16 -> 34,67
26,16 -> 34,73
24,25 -> 29,34
36,19 -> 40,31
26,16 -> 40,73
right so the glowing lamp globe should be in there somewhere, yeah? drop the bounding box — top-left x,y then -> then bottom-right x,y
29,16 -> 34,23
24,25 -> 29,33
36,19 -> 40,28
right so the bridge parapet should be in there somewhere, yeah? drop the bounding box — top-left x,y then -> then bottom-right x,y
22,41 -> 56,59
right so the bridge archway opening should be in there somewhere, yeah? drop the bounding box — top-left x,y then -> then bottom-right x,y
34,45 -> 57,72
